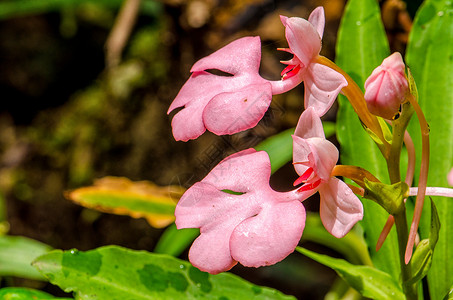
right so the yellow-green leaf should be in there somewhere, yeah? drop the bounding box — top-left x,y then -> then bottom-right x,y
66,177 -> 184,228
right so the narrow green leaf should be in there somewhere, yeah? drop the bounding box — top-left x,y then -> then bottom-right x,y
0,235 -> 52,280
335,0 -> 399,278
406,1 -> 453,298
255,128 -> 294,174
0,287 -> 72,300
296,247 -> 405,300
255,122 -> 335,174
33,246 -> 295,300
301,213 -> 372,266
153,224 -> 199,256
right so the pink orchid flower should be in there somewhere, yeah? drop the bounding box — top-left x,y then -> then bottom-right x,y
168,7 -> 347,141
292,107 -> 363,238
175,149 -> 305,274
279,7 -> 348,117
167,37 -> 274,142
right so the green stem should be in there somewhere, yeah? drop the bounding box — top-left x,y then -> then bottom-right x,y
385,101 -> 416,298
394,211 -> 416,299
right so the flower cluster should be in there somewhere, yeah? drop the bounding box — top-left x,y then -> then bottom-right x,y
168,6 -> 431,275
167,7 -> 366,274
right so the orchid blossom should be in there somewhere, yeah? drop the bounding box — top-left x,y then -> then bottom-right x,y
278,7 -> 347,117
175,149 -> 305,274
292,107 -> 363,237
168,7 -> 347,141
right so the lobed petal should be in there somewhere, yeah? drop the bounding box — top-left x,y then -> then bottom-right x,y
304,62 -> 348,117
168,38 -> 272,141
188,221 -> 238,274
318,178 -> 363,238
191,37 -> 261,75
175,149 -> 306,274
203,82 -> 272,136
230,200 -> 305,268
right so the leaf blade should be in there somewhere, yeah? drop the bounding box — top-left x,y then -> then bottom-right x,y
0,235 -> 52,280
405,0 -> 453,298
66,177 -> 184,228
33,246 -> 295,300
296,247 -> 405,300
335,0 -> 399,278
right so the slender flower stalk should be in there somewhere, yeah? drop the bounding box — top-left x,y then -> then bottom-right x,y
405,93 -> 430,264
376,129 -> 415,252
409,187 -> 453,198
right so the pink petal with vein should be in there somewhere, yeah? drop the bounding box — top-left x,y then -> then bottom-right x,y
304,62 -> 348,116
308,7 -> 325,38
318,178 -> 363,238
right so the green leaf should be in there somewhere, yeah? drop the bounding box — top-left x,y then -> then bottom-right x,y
0,235 -> 52,280
255,128 -> 294,174
33,246 -> 295,300
153,224 -> 199,256
335,0 -> 399,278
301,213 -> 372,267
255,122 -> 335,174
0,287 -> 72,300
296,247 -> 405,300
405,0 -> 453,298
66,177 -> 184,228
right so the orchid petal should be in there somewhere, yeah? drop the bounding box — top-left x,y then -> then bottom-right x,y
308,6 -> 325,38
319,178 -> 363,238
230,200 -> 305,268
191,36 -> 261,74
203,83 -> 272,135
294,106 -> 325,139
188,222 -> 238,274
304,62 -> 348,116
292,135 -> 312,176
202,149 -> 270,191
175,149 -> 305,274
308,138 -> 339,181
283,17 -> 321,67
168,37 -> 270,141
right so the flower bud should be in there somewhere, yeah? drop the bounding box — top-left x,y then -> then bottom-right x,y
448,168 -> 453,186
364,52 -> 409,119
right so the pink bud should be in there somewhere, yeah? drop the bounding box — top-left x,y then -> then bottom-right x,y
364,52 -> 408,119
